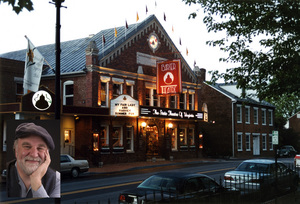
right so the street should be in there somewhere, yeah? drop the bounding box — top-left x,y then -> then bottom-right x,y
0,158 -> 295,204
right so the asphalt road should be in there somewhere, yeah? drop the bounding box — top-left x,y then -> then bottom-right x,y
0,158 -> 296,204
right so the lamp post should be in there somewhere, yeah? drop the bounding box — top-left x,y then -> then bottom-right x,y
51,0 -> 66,120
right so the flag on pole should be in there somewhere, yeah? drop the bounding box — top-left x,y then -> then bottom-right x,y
146,5 -> 148,14
179,38 -> 182,45
114,27 -> 118,38
136,12 -> 139,22
186,48 -> 189,56
164,13 -> 166,21
125,20 -> 128,29
23,36 -> 44,92
102,35 -> 106,44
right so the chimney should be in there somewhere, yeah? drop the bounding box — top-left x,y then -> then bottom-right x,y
194,66 -> 206,83
85,40 -> 99,70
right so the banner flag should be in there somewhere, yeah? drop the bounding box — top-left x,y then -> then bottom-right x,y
157,59 -> 182,95
102,35 -> 106,44
136,12 -> 139,22
114,27 -> 118,37
23,36 -> 44,92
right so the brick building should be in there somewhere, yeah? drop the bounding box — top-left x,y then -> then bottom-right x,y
198,77 -> 275,158
0,15 -> 207,168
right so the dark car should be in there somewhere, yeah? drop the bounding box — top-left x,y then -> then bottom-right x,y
277,145 -> 297,157
119,172 -> 238,204
224,159 -> 299,194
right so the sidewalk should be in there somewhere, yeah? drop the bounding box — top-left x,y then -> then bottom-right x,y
88,157 -> 220,174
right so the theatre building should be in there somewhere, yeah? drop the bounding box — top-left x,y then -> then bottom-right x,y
0,15 -> 208,166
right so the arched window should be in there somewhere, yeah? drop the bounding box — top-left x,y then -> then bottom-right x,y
63,80 -> 74,105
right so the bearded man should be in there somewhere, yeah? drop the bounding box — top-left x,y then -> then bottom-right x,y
7,123 -> 60,198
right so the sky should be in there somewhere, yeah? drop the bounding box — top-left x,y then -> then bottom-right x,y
0,0 -> 232,80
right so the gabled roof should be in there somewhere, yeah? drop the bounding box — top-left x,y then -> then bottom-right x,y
206,82 -> 275,108
0,15 -> 196,80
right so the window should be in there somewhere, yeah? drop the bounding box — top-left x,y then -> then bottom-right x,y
63,81 -> 74,105
179,128 -> 187,146
254,107 -> 259,124
268,109 -> 273,126
269,134 -> 273,150
245,106 -> 250,124
188,128 -> 195,147
125,126 -> 134,152
126,80 -> 135,97
262,133 -> 267,150
64,130 -> 71,143
179,91 -> 186,109
100,82 -> 109,107
16,82 -> 23,102
262,108 -> 266,125
100,126 -> 109,147
188,90 -> 195,110
93,133 -> 99,151
171,128 -> 177,151
170,95 -> 176,109
145,83 -> 159,106
246,133 -> 251,151
237,105 -> 242,123
112,126 -> 123,147
113,83 -> 122,98
237,132 -> 243,151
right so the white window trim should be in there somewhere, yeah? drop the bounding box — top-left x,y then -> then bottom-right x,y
189,93 -> 195,110
269,133 -> 273,151
237,132 -> 243,151
268,109 -> 273,126
63,80 -> 74,105
245,133 -> 251,151
101,81 -> 109,107
262,133 -> 267,151
262,108 -> 266,125
237,105 -> 242,123
245,106 -> 250,124
112,125 -> 123,147
254,107 -> 259,125
172,128 -> 178,151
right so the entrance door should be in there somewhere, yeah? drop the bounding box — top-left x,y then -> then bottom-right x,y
146,126 -> 159,157
253,136 -> 260,156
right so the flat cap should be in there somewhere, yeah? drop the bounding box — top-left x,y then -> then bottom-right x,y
15,123 -> 55,150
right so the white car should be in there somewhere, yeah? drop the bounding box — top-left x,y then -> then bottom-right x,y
224,159 -> 299,194
60,154 -> 89,178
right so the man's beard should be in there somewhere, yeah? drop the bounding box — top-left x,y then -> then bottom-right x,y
17,156 -> 42,176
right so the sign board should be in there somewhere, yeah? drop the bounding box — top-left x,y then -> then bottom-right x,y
140,106 -> 204,120
157,59 -> 182,94
272,130 -> 279,145
110,95 -> 139,116
32,90 -> 52,111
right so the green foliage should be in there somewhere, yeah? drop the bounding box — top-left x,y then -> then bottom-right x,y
183,0 -> 300,119
1,0 -> 33,14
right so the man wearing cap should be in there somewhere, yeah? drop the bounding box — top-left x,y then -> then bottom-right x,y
7,123 -> 60,198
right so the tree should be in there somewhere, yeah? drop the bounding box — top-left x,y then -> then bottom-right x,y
183,0 -> 300,119
1,0 -> 33,14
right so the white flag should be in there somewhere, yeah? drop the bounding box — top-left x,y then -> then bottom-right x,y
23,37 -> 44,92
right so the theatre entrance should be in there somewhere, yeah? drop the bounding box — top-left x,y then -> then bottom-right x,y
146,125 -> 159,158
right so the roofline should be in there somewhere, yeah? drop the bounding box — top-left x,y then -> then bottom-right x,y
204,82 -> 237,102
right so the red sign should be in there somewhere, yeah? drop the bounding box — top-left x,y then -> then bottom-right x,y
157,59 -> 182,94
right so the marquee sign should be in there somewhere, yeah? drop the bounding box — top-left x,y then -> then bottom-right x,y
140,106 -> 204,120
110,95 -> 139,116
157,59 -> 182,94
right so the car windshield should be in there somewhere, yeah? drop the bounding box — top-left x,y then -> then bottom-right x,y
236,162 -> 270,173
138,175 -> 178,191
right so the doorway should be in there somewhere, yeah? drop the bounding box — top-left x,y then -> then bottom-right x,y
146,126 -> 159,157
253,135 -> 260,156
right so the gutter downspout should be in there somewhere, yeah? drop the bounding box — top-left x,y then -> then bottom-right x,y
232,99 -> 237,158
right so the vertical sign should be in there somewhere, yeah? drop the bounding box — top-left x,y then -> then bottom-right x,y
272,130 -> 279,145
157,59 -> 182,94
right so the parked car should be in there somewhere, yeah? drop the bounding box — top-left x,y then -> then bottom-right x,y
60,154 -> 89,178
119,172 -> 238,204
295,155 -> 300,168
277,145 -> 297,157
224,159 -> 299,194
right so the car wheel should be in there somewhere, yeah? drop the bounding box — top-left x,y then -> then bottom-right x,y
71,168 -> 79,178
